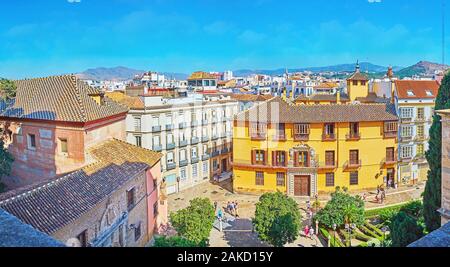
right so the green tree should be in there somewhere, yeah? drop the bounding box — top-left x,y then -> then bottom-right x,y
253,192 -> 301,247
0,139 -> 14,193
169,198 -> 215,246
424,72 -> 450,232
390,211 -> 424,247
0,78 -> 17,100
314,187 -> 365,229
153,236 -> 203,247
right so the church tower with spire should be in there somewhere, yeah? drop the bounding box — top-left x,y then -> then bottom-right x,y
347,60 -> 369,102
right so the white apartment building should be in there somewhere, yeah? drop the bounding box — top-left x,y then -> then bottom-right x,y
126,94 -> 238,194
394,80 -> 440,185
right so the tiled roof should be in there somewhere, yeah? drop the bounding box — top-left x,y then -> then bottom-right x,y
408,222 -> 450,247
295,93 -> 350,102
395,80 -> 440,99
347,71 -> 369,81
313,82 -> 339,89
0,209 -> 65,247
188,71 -> 217,80
0,75 -> 129,122
105,91 -> 144,109
0,139 -> 162,235
235,97 -> 398,123
230,94 -> 272,102
355,92 -> 391,103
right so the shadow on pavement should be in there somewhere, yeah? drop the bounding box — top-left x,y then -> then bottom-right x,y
222,218 -> 270,247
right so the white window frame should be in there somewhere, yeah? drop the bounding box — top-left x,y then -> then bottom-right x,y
400,108 -> 414,119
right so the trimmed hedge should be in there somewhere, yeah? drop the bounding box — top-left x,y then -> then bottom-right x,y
365,221 -> 385,237
364,204 -> 405,219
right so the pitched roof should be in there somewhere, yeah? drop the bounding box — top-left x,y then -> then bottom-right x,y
355,92 -> 391,103
230,94 -> 272,102
408,222 -> 450,247
347,71 -> 369,81
105,91 -> 144,109
0,75 -> 129,122
0,139 -> 162,235
0,209 -> 65,247
394,80 -> 440,99
295,93 -> 350,102
236,97 -> 398,123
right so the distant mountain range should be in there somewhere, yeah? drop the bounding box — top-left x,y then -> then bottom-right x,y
76,61 -> 449,81
233,62 -> 404,77
76,66 -> 188,81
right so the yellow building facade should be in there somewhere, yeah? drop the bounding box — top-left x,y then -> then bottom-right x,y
232,97 -> 399,196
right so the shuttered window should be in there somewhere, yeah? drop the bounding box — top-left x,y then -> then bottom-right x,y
276,172 -> 286,187
350,150 -> 359,165
272,151 -> 287,167
350,172 -> 359,185
255,172 -> 264,186
326,173 -> 335,187
252,150 -> 266,165
386,147 -> 395,162
325,151 -> 335,166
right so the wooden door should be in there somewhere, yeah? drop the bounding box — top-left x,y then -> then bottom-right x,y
294,175 -> 310,196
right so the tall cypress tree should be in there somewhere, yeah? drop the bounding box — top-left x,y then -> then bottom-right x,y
423,72 -> 450,232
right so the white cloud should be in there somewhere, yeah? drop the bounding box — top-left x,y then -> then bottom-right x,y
67,0 -> 81,3
368,0 -> 382,3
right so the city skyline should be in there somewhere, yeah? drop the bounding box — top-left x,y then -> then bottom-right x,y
0,0 -> 449,79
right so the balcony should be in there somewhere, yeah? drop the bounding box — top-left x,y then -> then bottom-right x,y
344,160 -> 362,169
414,154 -> 427,163
202,136 -> 209,143
415,117 -> 426,123
211,150 -> 220,157
202,154 -> 210,161
221,148 -> 230,154
152,126 -> 162,133
179,122 -> 187,129
322,133 -> 336,142
153,145 -> 163,152
179,140 -> 188,147
383,131 -> 398,139
202,119 -> 209,125
191,157 -> 199,164
251,134 -> 267,141
272,134 -> 287,142
400,136 -> 413,143
211,117 -> 218,124
400,117 -> 413,123
346,132 -> 361,141
414,135 -> 428,142
179,160 -> 189,167
166,143 -> 176,150
165,124 -> 174,131
211,135 -> 219,141
294,134 -> 309,142
191,121 -> 198,127
318,161 -> 337,170
191,137 -> 200,145
381,157 -> 397,167
166,163 -> 176,171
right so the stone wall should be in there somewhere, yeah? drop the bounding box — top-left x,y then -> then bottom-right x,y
53,170 -> 149,247
441,116 -> 450,225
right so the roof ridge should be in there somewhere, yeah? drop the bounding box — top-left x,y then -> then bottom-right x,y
73,77 -> 88,122
13,74 -> 77,83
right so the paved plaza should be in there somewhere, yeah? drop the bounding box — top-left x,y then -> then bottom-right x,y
168,180 -> 425,247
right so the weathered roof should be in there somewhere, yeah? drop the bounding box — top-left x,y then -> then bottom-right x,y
105,91 -> 144,109
347,71 -> 369,81
408,222 -> 450,247
235,97 -> 398,123
188,71 -> 217,80
0,209 -> 65,247
395,80 -> 440,99
0,75 -> 129,122
230,94 -> 273,102
355,92 -> 391,103
295,93 -> 350,102
0,139 -> 162,235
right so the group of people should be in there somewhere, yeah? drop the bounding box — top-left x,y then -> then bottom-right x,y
303,225 -> 315,240
214,201 -> 240,219
374,185 -> 387,204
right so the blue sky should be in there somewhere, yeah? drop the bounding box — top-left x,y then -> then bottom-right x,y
0,0 -> 448,78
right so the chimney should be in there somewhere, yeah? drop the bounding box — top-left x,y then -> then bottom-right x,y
337,91 -> 341,104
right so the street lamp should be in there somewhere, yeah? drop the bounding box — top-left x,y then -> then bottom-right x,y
332,224 -> 337,247
381,226 -> 390,247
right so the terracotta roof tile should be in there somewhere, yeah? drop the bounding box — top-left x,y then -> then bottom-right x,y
105,91 -> 144,109
0,139 -> 162,235
0,75 -> 129,122
236,97 -> 398,123
395,80 -> 440,99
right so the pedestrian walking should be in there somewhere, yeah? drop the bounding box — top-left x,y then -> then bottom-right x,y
309,227 -> 315,240
214,201 -> 218,211
234,201 -> 239,218
304,225 -> 310,237
217,208 -> 224,232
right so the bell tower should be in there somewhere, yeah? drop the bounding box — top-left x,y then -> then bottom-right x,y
347,60 -> 369,102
